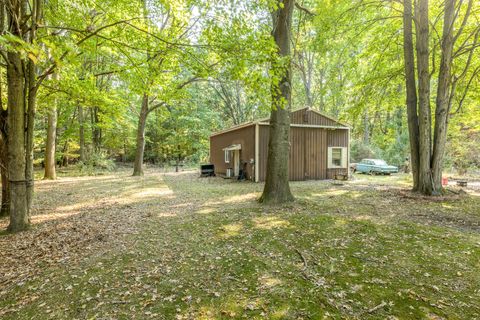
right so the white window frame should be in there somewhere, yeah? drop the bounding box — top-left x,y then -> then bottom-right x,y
328,147 -> 348,169
224,150 -> 231,163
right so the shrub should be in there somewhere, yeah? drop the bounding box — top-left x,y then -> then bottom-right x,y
350,140 -> 381,163
77,152 -> 116,174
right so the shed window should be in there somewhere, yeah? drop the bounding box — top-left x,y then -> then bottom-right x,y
225,150 -> 231,163
332,148 -> 342,166
328,147 -> 347,169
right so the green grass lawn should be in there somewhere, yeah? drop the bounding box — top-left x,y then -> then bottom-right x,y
1,170 -> 479,319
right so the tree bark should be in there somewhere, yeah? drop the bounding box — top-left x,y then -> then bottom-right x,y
0,134 -> 9,218
6,50 -> 29,232
4,0 -> 43,230
44,61 -> 58,179
318,69 -> 325,110
298,51 -> 314,108
0,4 -> 6,216
1,166 -> 9,217
122,138 -> 127,163
25,58 -> 39,214
414,0 -> 434,195
91,107 -> 102,152
44,97 -> 57,179
0,96 -> 9,217
402,0 -> 420,191
78,104 -> 86,162
25,0 -> 42,213
362,110 -> 370,144
132,94 -> 149,176
432,0 -> 455,192
259,0 -> 295,204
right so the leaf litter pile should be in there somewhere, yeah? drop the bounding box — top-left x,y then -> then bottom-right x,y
1,169 -> 479,319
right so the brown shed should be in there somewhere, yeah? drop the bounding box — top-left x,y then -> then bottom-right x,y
209,107 -> 350,182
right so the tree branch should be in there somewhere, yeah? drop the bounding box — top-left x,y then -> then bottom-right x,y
295,2 -> 316,16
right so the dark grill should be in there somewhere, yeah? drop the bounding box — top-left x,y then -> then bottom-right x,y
200,164 -> 215,177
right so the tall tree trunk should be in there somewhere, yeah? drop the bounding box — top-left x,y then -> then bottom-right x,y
61,140 -> 69,167
4,0 -> 43,229
25,0 -> 42,213
259,0 -> 295,204
402,0 -> 420,191
44,99 -> 57,179
298,51 -> 314,108
7,51 -> 29,231
1,166 -> 9,217
91,107 -> 101,152
0,7 -> 6,216
0,100 -> 9,217
432,0 -> 455,192
44,65 -> 57,179
122,138 -> 127,163
415,0 -> 434,195
25,59 -> 38,214
78,104 -> 86,162
0,134 -> 9,218
362,110 -> 370,144
133,94 -> 149,176
319,69 -> 325,111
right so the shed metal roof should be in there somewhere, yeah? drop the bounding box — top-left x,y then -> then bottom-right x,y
210,107 -> 349,138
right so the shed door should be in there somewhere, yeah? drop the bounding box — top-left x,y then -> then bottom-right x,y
304,128 -> 327,180
233,150 -> 240,176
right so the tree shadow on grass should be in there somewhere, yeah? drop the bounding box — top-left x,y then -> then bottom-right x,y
0,168 -> 179,298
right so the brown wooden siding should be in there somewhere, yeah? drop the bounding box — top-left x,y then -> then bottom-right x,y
327,129 -> 348,147
304,128 -> 327,179
258,125 -> 335,181
258,125 -> 269,182
209,125 -> 255,180
290,108 -> 341,127
327,129 -> 349,179
289,127 -> 306,181
211,108 -> 349,182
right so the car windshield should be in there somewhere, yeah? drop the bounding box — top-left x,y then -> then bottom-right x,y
373,160 -> 387,165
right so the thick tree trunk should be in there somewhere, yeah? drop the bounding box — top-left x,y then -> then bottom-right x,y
25,61 -> 37,213
7,51 -> 29,232
2,0 -> 43,229
362,110 -> 370,144
25,0 -> 42,213
415,0 -> 434,195
0,135 -> 9,218
78,105 -> 86,162
298,51 -> 314,108
44,101 -> 57,179
175,145 -> 180,172
402,0 -> 420,190
1,166 -> 9,217
133,94 -> 149,176
0,106 -> 9,217
91,107 -> 101,153
122,138 -> 127,163
319,69 -> 325,110
259,0 -> 295,204
44,69 -> 57,179
432,0 -> 455,192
